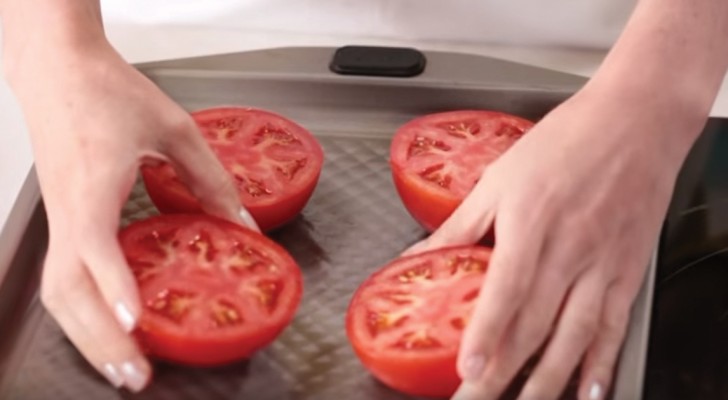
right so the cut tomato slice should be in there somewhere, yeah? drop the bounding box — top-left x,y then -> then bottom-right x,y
141,107 -> 324,231
390,110 -> 533,231
346,245 -> 491,397
119,214 -> 303,366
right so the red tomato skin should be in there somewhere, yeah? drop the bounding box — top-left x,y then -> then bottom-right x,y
347,245 -> 492,398
346,315 -> 460,398
140,169 -> 198,214
392,166 -> 496,243
390,110 -> 533,232
120,215 -> 303,367
135,319 -> 293,367
140,107 -> 324,232
141,166 -> 320,232
390,162 -> 459,232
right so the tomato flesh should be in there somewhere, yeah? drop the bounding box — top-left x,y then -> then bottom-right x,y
390,110 -> 533,231
119,214 -> 303,366
347,246 -> 491,397
141,107 -> 324,231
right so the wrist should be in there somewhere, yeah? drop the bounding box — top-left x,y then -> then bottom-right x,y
578,0 -> 728,149
2,0 -> 107,84
573,75 -> 708,166
583,69 -> 711,134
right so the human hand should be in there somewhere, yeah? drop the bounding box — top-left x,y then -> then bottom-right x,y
405,87 -> 702,399
6,38 -> 257,391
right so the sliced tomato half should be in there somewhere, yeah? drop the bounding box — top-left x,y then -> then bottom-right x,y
141,107 -> 324,231
119,214 -> 303,366
390,110 -> 534,231
346,245 -> 492,397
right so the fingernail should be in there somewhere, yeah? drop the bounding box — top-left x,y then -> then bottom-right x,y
238,208 -> 260,231
102,363 -> 124,388
121,360 -> 149,392
462,354 -> 487,381
588,382 -> 603,400
115,302 -> 136,332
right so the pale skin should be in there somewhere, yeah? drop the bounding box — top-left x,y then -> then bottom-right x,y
1,0 -> 727,399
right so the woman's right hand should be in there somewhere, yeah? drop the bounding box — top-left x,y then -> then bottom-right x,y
4,21 -> 257,392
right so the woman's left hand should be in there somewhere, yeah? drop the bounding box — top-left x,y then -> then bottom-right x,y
405,84 -> 701,400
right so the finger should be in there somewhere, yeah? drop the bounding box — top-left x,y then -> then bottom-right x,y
518,267 -> 608,400
40,247 -> 151,391
161,115 -> 259,231
402,175 -> 497,256
456,201 -> 546,382
578,283 -> 634,400
454,261 -> 571,400
71,165 -> 142,333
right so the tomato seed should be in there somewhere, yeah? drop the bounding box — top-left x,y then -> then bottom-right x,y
148,289 -> 196,323
366,310 -> 409,337
395,330 -> 441,350
419,164 -> 452,189
243,178 -> 273,197
211,299 -> 244,327
254,280 -> 282,312
438,120 -> 481,139
187,231 -> 218,263
228,243 -> 273,274
495,123 -> 524,139
137,228 -> 179,258
449,256 -> 486,275
408,136 -> 452,158
383,291 -> 415,305
276,158 -> 307,180
129,260 -> 158,283
398,264 -> 433,283
253,125 -> 301,146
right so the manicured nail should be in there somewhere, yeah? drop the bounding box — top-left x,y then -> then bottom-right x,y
121,360 -> 149,392
239,208 -> 260,231
115,302 -> 136,332
462,354 -> 487,381
102,363 -> 124,388
588,382 -> 603,400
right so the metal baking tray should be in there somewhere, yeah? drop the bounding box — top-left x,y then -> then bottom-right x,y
0,47 -> 654,400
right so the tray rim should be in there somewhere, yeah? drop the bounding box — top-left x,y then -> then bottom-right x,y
0,46 -> 652,400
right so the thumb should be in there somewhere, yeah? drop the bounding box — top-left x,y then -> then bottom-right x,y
402,176 -> 497,256
161,117 -> 259,231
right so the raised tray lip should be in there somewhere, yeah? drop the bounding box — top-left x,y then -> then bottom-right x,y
134,46 -> 586,93
0,46 -> 652,400
0,167 -> 41,286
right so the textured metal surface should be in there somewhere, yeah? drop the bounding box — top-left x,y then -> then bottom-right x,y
1,135 -> 579,400
0,47 -> 651,400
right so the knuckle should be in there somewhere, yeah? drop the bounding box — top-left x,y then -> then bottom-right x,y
165,112 -> 198,138
501,272 -> 529,303
571,313 -> 600,340
40,260 -> 92,314
564,214 -> 599,247
518,320 -> 549,348
157,113 -> 201,152
603,299 -> 632,338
